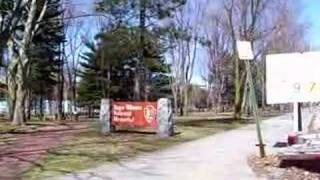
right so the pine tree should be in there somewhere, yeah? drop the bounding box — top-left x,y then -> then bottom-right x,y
96,0 -> 186,100
27,0 -> 65,120
78,26 -> 172,104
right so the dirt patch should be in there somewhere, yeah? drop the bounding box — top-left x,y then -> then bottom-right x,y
248,155 -> 320,180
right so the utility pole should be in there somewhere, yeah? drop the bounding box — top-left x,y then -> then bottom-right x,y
237,41 -> 266,158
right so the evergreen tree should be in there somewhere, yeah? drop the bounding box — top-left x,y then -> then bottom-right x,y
96,0 -> 186,100
28,0 -> 65,119
78,26 -> 172,104
28,0 -> 64,98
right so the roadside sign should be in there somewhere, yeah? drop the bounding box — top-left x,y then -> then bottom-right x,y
266,52 -> 320,104
112,102 -> 158,128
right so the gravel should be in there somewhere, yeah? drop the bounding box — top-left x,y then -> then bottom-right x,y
248,155 -> 320,180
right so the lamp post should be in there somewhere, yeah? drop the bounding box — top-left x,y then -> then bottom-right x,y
237,41 -> 266,158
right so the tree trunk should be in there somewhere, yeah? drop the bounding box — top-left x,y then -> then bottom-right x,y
7,77 -> 16,121
207,85 -> 213,111
34,96 -> 38,116
217,91 -> 223,113
71,72 -> 77,121
11,0 -> 43,125
226,5 -> 243,120
107,68 -> 111,99
58,59 -> 64,121
57,20 -> 65,121
133,0 -> 146,101
144,70 -> 149,101
134,73 -> 140,101
88,105 -> 93,118
48,100 -> 53,115
7,40 -> 17,121
234,55 -> 242,119
24,90 -> 31,122
179,87 -> 184,116
87,106 -> 91,118
173,90 -> 178,114
183,85 -> 189,116
12,70 -> 26,126
12,93 -> 26,125
40,95 -> 44,121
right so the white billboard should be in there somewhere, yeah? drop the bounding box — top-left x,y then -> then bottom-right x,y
266,52 -> 320,104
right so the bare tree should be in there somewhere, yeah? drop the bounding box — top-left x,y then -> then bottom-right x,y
223,0 -> 279,119
199,0 -> 308,118
203,11 -> 232,113
169,1 -> 203,116
168,37 -> 180,114
63,4 -> 87,120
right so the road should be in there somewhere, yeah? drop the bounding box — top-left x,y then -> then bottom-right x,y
55,110 -> 314,180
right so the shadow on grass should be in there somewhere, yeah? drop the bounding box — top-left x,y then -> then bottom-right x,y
1,154 -> 76,180
22,146 -> 122,180
177,119 -> 249,128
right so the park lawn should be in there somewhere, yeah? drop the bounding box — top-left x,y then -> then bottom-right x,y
24,118 -> 248,180
0,120 -> 18,133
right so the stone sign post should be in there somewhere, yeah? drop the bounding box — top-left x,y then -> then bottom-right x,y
157,98 -> 174,138
99,99 -> 111,134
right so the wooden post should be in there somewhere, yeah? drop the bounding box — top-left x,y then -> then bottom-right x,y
245,60 -> 266,158
293,102 -> 303,132
298,102 -> 302,131
293,102 -> 299,132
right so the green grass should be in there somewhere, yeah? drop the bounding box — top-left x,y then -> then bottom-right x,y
24,119 -> 246,179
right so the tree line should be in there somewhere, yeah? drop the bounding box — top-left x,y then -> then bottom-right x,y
0,0 -> 309,126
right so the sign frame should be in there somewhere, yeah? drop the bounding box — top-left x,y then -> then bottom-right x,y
266,52 -> 320,104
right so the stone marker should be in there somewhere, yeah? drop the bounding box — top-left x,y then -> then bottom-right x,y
157,98 -> 174,138
99,99 -> 111,134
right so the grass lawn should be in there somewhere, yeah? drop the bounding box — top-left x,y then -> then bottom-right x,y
24,118 -> 248,179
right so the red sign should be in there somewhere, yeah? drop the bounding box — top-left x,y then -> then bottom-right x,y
112,102 -> 158,128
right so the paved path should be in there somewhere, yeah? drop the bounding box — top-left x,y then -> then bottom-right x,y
56,111 -> 314,180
